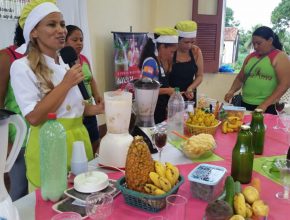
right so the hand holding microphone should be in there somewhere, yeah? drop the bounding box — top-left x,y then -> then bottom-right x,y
60,46 -> 90,100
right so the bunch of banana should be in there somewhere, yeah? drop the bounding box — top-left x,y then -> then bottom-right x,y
144,161 -> 179,195
186,108 -> 219,127
222,116 -> 243,134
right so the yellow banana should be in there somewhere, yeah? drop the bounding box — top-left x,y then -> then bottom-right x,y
227,122 -> 240,129
155,161 -> 166,177
234,193 -> 247,218
165,166 -> 179,185
165,162 -> 175,170
159,176 -> 172,192
227,116 -> 240,124
144,184 -> 166,195
149,172 -> 162,188
222,121 -> 228,134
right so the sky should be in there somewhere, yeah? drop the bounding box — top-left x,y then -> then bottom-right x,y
226,0 -> 282,31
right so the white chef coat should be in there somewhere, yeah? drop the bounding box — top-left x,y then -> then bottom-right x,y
10,54 -> 84,118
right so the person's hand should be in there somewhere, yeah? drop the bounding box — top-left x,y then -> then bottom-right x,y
185,88 -> 194,100
257,104 -> 267,112
224,91 -> 234,103
95,95 -> 103,104
62,64 -> 84,88
95,102 -> 105,114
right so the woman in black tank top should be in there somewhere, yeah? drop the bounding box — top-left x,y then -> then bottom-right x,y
170,20 -> 204,105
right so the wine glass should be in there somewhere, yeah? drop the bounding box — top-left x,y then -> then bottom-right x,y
275,159 -> 290,200
153,127 -> 167,162
273,100 -> 286,129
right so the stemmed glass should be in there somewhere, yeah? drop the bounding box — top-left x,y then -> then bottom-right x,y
273,100 -> 286,129
275,159 -> 290,200
153,127 -> 167,162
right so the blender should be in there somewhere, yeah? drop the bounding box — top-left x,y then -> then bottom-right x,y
131,77 -> 160,153
98,91 -> 133,169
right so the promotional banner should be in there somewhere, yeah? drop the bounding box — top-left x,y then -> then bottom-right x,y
112,32 -> 147,90
0,0 -> 28,20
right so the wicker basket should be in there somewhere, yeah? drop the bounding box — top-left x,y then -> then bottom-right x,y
185,121 -> 221,136
116,175 -> 184,213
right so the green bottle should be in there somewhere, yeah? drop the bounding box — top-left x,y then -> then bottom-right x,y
250,109 -> 265,155
231,125 -> 254,184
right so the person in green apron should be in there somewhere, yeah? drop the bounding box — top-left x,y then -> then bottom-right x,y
10,0 -> 104,190
138,27 -> 179,123
65,25 -> 103,154
224,26 -> 290,114
169,20 -> 204,105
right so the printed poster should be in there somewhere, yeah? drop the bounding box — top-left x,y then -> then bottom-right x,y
112,32 -> 147,90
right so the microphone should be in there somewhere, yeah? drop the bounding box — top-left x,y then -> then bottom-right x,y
59,46 -> 90,100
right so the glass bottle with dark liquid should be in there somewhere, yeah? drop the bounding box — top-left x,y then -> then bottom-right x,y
250,109 -> 265,155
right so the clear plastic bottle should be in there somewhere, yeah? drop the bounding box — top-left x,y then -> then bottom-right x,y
167,87 -> 185,141
39,113 -> 67,202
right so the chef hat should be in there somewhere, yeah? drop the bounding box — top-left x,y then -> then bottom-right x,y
147,27 -> 179,44
16,0 -> 60,53
175,20 -> 197,38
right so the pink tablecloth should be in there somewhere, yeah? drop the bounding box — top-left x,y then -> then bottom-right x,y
214,114 -> 288,161
35,114 -> 289,220
36,162 -> 289,220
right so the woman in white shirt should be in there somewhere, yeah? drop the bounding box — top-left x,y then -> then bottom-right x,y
10,0 -> 103,189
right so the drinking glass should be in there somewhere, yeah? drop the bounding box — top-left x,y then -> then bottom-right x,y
273,100 -> 286,129
165,194 -> 188,220
275,159 -> 290,200
153,127 -> 167,161
51,212 -> 82,220
85,193 -> 113,220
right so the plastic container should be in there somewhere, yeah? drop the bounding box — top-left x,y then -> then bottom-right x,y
40,113 -> 67,202
167,87 -> 185,142
188,164 -> 227,202
223,106 -> 246,121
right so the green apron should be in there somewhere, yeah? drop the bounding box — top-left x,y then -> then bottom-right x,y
25,117 -> 94,188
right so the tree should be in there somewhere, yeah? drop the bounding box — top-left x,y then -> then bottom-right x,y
225,7 -> 234,26
271,0 -> 290,33
225,7 -> 240,27
271,0 -> 290,53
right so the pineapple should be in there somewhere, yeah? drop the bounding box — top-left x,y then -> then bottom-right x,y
125,136 -> 155,192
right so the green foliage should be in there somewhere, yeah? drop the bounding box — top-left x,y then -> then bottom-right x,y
226,7 -> 234,26
271,0 -> 290,54
271,0 -> 290,33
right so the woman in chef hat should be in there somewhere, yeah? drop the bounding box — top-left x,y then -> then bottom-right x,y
139,27 -> 178,123
11,0 -> 104,190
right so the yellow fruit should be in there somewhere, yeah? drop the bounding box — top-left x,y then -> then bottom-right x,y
234,193 -> 247,217
125,136 -> 155,193
155,161 -> 166,178
149,172 -> 162,188
144,184 -> 166,195
159,176 -> 172,192
242,186 -> 259,204
252,200 -> 269,217
222,121 -> 228,133
229,215 -> 245,220
165,166 -> 179,186
245,203 -> 253,218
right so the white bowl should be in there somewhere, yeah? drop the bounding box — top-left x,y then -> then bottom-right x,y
74,171 -> 109,193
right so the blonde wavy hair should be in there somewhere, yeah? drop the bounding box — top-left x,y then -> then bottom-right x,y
27,39 -> 54,96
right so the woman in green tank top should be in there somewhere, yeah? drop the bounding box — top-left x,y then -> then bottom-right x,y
224,26 -> 290,114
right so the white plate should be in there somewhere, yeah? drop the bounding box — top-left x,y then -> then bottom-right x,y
74,171 -> 109,193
